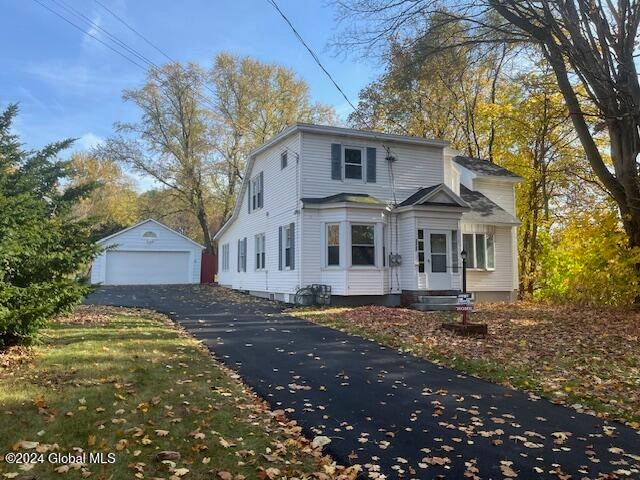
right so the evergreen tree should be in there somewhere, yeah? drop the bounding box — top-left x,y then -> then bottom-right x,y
0,104 -> 99,347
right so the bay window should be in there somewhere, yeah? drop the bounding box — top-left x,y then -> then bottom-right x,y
351,224 -> 375,266
462,233 -> 495,270
327,224 -> 340,266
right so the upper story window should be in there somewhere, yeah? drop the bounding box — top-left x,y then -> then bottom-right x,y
327,224 -> 340,266
281,151 -> 288,169
351,224 -> 375,266
463,233 -> 495,270
251,172 -> 263,211
344,147 -> 363,180
331,143 -> 376,183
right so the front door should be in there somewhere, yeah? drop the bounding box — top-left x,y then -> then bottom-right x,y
426,230 -> 451,290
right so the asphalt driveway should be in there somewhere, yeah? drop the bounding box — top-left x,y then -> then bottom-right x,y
85,285 -> 640,479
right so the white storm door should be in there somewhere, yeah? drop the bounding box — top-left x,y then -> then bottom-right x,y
426,230 -> 451,290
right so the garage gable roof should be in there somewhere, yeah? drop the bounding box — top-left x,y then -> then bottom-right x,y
96,219 -> 205,249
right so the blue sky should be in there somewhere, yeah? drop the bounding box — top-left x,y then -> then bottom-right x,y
1,0 -> 378,158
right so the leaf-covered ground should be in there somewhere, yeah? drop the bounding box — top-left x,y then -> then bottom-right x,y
290,302 -> 640,429
0,306 -> 359,480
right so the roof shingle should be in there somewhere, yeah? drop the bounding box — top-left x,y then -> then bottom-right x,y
454,156 -> 521,178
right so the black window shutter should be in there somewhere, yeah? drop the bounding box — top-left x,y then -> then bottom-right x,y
237,239 -> 241,272
247,182 -> 251,214
452,230 -> 458,273
259,171 -> 264,208
331,143 -> 342,180
278,226 -> 283,270
290,222 -> 295,270
366,147 -> 376,183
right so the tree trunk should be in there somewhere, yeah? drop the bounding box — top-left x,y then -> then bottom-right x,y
195,201 -> 214,254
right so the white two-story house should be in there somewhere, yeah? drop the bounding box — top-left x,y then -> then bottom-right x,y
214,124 -> 521,306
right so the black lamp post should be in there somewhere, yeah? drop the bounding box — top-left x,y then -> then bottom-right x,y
461,249 -> 467,294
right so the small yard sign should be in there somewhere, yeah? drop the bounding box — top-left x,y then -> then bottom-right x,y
456,293 -> 473,311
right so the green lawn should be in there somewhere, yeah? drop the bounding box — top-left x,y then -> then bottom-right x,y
289,303 -> 640,429
0,306 -> 356,480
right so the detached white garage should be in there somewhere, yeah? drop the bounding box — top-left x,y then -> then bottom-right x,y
90,219 -> 204,285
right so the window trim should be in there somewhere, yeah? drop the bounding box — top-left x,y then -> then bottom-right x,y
284,224 -> 293,270
350,223 -> 376,267
343,145 -> 365,182
326,223 -> 340,268
221,243 -> 229,272
238,238 -> 247,273
417,229 -> 425,273
255,233 -> 266,271
251,173 -> 263,211
462,233 -> 495,271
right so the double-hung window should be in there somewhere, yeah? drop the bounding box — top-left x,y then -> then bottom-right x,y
284,224 -> 292,268
237,237 -> 247,272
351,224 -> 375,266
251,173 -> 263,210
462,233 -> 495,270
326,224 -> 340,266
220,243 -> 229,272
255,233 -> 266,270
344,147 -> 363,180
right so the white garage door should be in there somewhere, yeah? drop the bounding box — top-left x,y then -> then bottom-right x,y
105,251 -> 191,285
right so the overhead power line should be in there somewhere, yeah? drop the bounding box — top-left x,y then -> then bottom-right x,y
264,0 -> 410,135
93,0 -> 174,63
32,0 -> 148,71
264,0 -> 359,115
32,0 -> 222,113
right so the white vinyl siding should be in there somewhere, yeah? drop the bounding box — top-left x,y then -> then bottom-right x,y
301,132 -> 446,202
215,133 -> 300,295
473,178 -> 516,215
463,224 -> 516,292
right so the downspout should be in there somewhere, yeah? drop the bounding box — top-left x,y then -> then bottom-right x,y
296,133 -> 302,293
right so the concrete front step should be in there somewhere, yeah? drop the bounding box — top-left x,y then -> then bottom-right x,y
411,303 -> 459,311
417,295 -> 459,305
